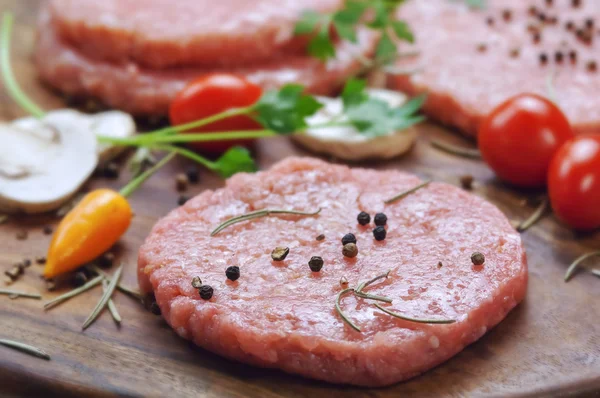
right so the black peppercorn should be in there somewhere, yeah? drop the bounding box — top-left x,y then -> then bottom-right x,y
471,252 -> 485,266
308,256 -> 324,272
186,167 -> 200,184
225,265 -> 240,281
528,6 -> 537,16
316,234 -> 325,241
569,50 -> 577,63
73,271 -> 88,287
374,213 -> 387,226
486,17 -> 494,26
103,162 -> 120,179
585,18 -> 594,29
177,195 -> 189,206
587,61 -> 598,72
373,226 -> 386,241
555,51 -> 563,63
199,285 -> 214,300
502,10 -> 512,22
98,252 -> 115,268
540,53 -> 548,64
357,211 -> 371,226
460,175 -> 474,190
545,0 -> 553,5
341,233 -> 357,246
175,173 -> 189,192
16,230 -> 28,240
342,243 -> 358,258
22,259 -> 32,267
533,32 -> 541,44
42,225 -> 53,235
437,261 -> 443,268
149,301 -> 162,315
566,21 -> 574,31
571,0 -> 581,7
36,256 -> 46,264
271,246 -> 290,261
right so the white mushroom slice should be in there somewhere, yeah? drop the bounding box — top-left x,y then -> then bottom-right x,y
0,119 -> 98,214
293,89 -> 418,161
13,109 -> 136,163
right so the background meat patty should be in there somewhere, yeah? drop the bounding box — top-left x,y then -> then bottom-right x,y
390,0 -> 600,136
47,0 -> 343,69
138,157 -> 528,386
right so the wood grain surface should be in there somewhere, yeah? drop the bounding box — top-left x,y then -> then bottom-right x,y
1,1 -> 599,397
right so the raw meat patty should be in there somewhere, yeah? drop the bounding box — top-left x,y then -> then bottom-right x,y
390,0 -> 600,136
47,0 -> 343,69
35,9 -> 376,116
137,157 -> 528,386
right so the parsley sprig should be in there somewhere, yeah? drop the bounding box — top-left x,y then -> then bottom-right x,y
294,0 -> 414,66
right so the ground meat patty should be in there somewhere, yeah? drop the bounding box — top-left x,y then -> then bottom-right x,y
390,0 -> 600,136
137,157 -> 528,386
35,9 -> 376,116
47,0 -> 342,69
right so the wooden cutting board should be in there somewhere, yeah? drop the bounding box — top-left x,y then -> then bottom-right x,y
1,1 -> 599,397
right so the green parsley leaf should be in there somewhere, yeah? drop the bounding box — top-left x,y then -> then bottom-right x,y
213,147 -> 257,178
308,22 -> 336,61
341,78 -> 368,109
255,85 -> 323,134
464,0 -> 486,9
391,20 -> 414,43
332,1 -> 368,42
295,10 -> 322,34
375,32 -> 397,63
367,0 -> 389,29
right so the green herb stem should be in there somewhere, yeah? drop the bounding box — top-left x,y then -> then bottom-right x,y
431,139 -> 482,159
99,130 -> 276,147
153,145 -> 215,171
564,251 -> 600,282
44,275 -> 103,310
1,13 -> 45,118
119,152 -> 175,198
211,208 -> 322,236
374,303 -> 457,324
354,291 -> 393,303
384,180 -> 431,204
90,265 -> 143,300
82,264 -> 123,330
102,279 -> 122,325
0,288 -> 41,300
516,198 -> 549,233
335,288 -> 361,332
0,339 -> 50,360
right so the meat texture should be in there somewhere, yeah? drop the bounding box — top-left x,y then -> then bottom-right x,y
390,0 -> 600,136
138,157 -> 528,386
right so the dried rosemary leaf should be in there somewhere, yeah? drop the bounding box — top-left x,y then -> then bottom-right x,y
517,198 -> 549,232
102,278 -> 122,325
0,288 -> 41,300
211,208 -> 321,236
564,251 -> 600,282
384,181 -> 431,204
431,139 -> 482,159
0,339 -> 50,360
82,264 -> 123,330
44,275 -> 103,310
374,304 -> 456,324
335,288 -> 360,332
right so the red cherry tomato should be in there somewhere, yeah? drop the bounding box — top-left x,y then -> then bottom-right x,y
548,134 -> 600,230
478,94 -> 574,187
169,74 -> 263,153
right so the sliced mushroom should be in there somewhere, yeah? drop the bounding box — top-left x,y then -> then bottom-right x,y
293,89 -> 418,161
13,109 -> 136,163
0,118 -> 98,214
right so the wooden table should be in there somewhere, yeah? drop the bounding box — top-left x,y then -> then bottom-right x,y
1,1 -> 599,397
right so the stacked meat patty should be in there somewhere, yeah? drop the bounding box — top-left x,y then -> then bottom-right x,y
36,0 -> 377,115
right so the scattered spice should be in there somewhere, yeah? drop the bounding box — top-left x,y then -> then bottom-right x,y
533,32 -> 541,44
16,230 -> 28,240
342,243 -> 358,258
357,211 -> 371,226
585,18 -> 594,29
103,162 -> 120,179
528,6 -> 537,16
199,285 -> 214,300
175,173 -> 189,192
73,271 -> 88,287
211,208 -> 321,236
384,180 -> 431,204
587,61 -> 597,72
44,279 -> 56,291
431,139 -> 482,159
149,301 -> 161,315
0,215 -> 7,224
271,246 -> 290,261
564,251 -> 600,282
569,50 -> 577,63
98,252 -> 115,268
0,339 -> 50,360
571,0 -> 581,8
540,53 -> 548,64
225,266 -> 240,281
471,252 -> 485,266
185,167 -> 200,184
341,233 -> 357,246
339,276 -> 349,287
460,175 -> 474,190
22,259 -> 31,268
308,256 -> 324,272
545,0 -> 553,5
42,225 -> 53,235
437,261 -> 443,268
4,264 -> 23,281
510,48 -> 520,58
486,17 -> 494,26
374,213 -> 388,226
555,51 -> 563,63
516,198 -> 549,232
191,276 -> 202,289
177,195 -> 189,206
477,43 -> 487,53
373,226 -> 387,241
316,234 -> 325,241
565,21 -> 574,31
36,256 -> 46,265
502,9 -> 512,22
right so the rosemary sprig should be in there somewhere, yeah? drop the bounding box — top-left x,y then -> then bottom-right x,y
431,139 -> 482,159
0,339 -> 50,360
335,288 -> 361,332
564,251 -> 600,282
516,198 -> 549,233
211,208 -> 322,236
354,270 -> 393,302
89,265 -> 142,300
384,180 -> 431,204
82,264 -> 123,330
102,278 -> 122,325
43,275 -> 103,310
0,288 -> 41,300
374,303 -> 456,324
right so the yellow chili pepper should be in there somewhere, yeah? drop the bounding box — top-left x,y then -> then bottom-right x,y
43,153 -> 175,278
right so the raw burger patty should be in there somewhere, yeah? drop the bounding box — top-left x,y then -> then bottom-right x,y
390,0 -> 600,136
138,157 -> 528,386
47,0 -> 343,69
35,10 -> 375,116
